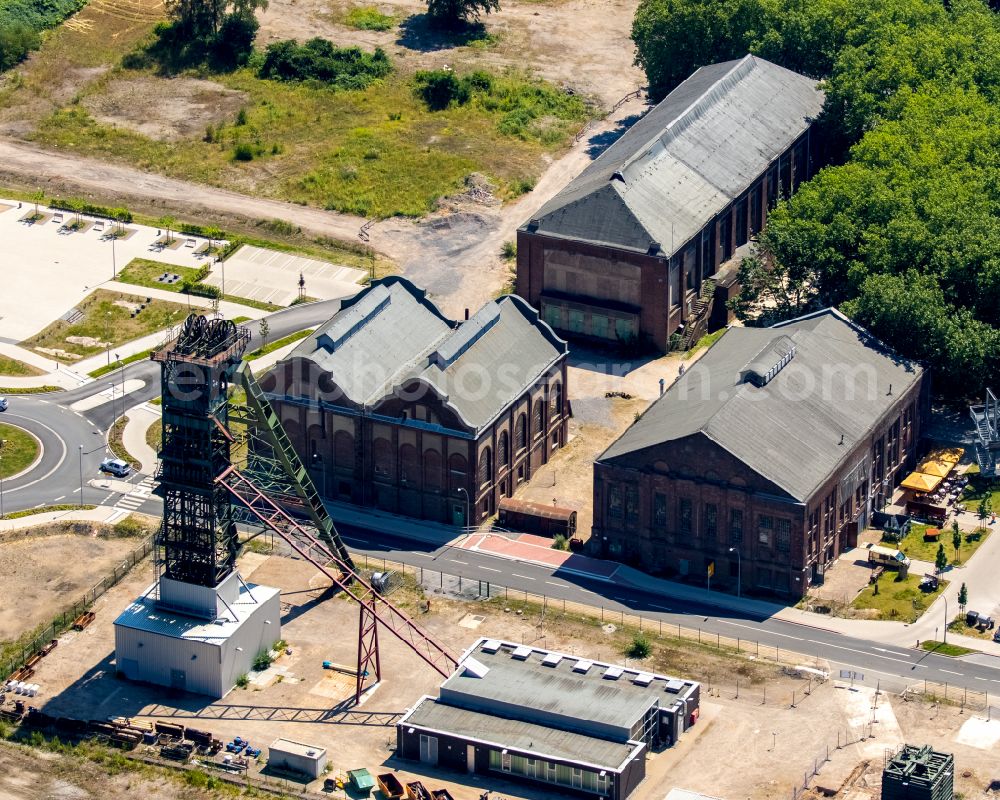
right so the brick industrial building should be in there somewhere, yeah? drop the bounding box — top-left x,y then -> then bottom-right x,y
516,55 -> 826,352
261,277 -> 569,526
591,309 -> 929,598
398,638 -> 700,800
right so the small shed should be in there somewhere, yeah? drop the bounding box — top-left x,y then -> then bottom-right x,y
268,738 -> 327,779
497,497 -> 577,537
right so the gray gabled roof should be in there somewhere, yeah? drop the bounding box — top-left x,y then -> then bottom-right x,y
283,278 -> 567,432
525,55 -> 825,257
598,310 -> 923,502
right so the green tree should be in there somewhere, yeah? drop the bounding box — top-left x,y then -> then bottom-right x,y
426,0 -> 499,28
0,23 -> 40,71
958,581 -> 968,613
29,189 -> 44,219
934,543 -> 947,573
158,215 -> 176,243
258,318 -> 269,349
952,521 -> 962,564
977,496 -> 992,532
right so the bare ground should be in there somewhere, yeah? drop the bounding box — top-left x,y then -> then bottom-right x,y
0,522 -> 145,643
83,77 -> 248,142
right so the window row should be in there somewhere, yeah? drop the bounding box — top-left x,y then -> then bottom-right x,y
488,750 -> 609,793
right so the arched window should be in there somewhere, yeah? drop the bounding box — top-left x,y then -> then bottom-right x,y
549,382 -> 562,417
400,444 -> 419,487
373,438 -> 393,480
515,413 -> 527,451
478,448 -> 492,488
424,449 -> 442,491
448,453 -> 467,492
333,430 -> 354,470
533,401 -> 544,438
498,431 -> 509,467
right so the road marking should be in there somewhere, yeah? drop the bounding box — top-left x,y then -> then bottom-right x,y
546,581 -> 567,588
719,620 -> 802,641
975,676 -> 988,681
54,495 -> 65,502
807,639 -> 928,669
650,604 -> 674,611
512,573 -> 535,581
406,552 -> 432,560
449,559 -> 468,565
939,669 -> 963,676
478,566 -> 501,573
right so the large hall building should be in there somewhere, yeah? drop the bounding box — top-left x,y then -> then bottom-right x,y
591,309 -> 930,598
516,55 -> 826,352
260,277 -> 569,526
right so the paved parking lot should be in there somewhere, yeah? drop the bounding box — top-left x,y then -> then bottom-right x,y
204,244 -> 365,306
0,199 -> 212,342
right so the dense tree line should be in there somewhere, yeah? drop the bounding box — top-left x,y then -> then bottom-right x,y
0,0 -> 85,70
632,0 -> 1000,397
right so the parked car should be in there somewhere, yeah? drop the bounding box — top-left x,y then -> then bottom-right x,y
993,629 -> 1000,643
919,574 -> 939,591
867,544 -> 911,570
0,396 -> 8,412
99,458 -> 131,478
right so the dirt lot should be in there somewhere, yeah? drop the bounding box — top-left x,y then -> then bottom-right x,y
83,77 -> 248,142
12,544 -> 999,800
0,521 -> 146,643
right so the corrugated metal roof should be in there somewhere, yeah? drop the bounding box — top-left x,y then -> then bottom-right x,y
405,698 -> 639,770
114,581 -> 280,644
599,309 -> 923,502
527,55 -> 825,256
282,278 -> 567,432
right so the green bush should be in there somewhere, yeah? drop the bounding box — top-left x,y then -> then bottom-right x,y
551,534 -> 568,551
0,22 -> 39,70
258,38 -> 392,89
112,516 -> 149,538
625,633 -> 651,659
235,673 -> 249,688
232,142 -> 255,161
500,240 -> 516,259
48,198 -> 133,223
415,69 -> 470,110
252,649 -> 274,671
345,6 -> 396,31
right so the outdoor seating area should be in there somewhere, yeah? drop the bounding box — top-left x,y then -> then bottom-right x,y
902,448 -> 967,519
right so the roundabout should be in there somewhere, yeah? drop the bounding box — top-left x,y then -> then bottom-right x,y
0,420 -> 41,480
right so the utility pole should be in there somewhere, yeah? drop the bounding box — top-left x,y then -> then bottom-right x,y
0,438 -> 7,519
78,444 -> 84,507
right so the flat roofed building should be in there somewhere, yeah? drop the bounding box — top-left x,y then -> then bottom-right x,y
261,277 -> 569,525
397,638 -> 700,800
591,309 -> 929,597
517,55 -> 826,352
268,738 -> 328,779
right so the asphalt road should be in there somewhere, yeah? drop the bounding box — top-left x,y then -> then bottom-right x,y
4,299 -> 1000,696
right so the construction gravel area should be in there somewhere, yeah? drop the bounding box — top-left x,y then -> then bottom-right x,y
14,546 -> 1000,800
0,523 -> 144,643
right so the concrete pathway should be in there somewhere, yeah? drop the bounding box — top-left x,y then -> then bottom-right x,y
0,504 -> 120,533
69,379 -> 146,411
121,402 -> 160,474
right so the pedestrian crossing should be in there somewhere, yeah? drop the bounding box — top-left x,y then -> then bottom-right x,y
115,475 -> 157,512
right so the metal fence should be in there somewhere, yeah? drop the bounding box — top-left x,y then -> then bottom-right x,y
903,679 -> 993,714
789,724 -> 877,800
357,552 -> 826,684
1,535 -> 155,681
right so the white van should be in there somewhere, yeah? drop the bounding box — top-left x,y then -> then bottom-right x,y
867,544 -> 911,569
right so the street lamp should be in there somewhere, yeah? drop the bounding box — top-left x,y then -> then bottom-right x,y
456,486 -> 471,529
78,444 -> 84,507
729,546 -> 742,598
108,382 -> 115,428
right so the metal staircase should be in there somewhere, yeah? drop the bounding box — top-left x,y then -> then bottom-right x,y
970,389 -> 1000,478
678,278 -> 716,351
229,361 -> 353,570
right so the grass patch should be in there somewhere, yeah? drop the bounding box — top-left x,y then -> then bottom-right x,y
947,614 -> 996,641
107,416 -> 141,470
149,396 -> 161,405
889,523 -> 989,566
0,355 -> 42,377
247,328 -> 314,360
683,328 -> 727,359
0,422 -> 40,478
88,348 -> 154,378
232,316 -> 252,324
0,385 -> 60,394
1,504 -> 96,520
145,419 -> 161,453
29,66 -> 594,218
115,257 -> 203,294
222,293 -> 281,312
962,476 -> 1000,521
344,5 -> 398,30
21,288 -> 190,363
919,640 -> 975,657
852,572 -> 946,622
